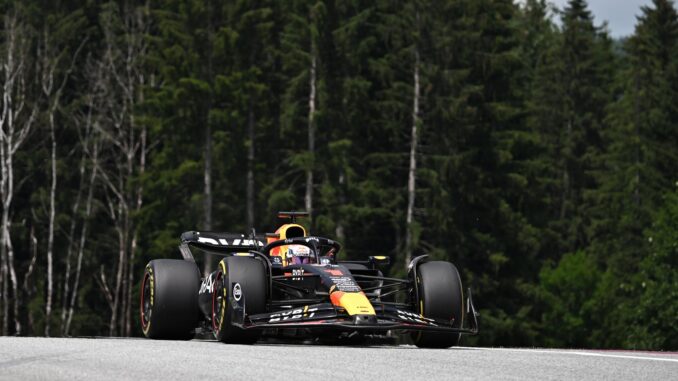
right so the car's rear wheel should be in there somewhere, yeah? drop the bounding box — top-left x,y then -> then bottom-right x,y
411,261 -> 464,348
212,256 -> 267,344
140,259 -> 200,340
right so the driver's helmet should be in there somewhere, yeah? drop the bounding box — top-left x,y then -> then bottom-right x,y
286,244 -> 316,265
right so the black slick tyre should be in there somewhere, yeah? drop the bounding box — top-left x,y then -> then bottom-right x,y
212,256 -> 267,344
140,259 -> 200,340
411,261 -> 464,348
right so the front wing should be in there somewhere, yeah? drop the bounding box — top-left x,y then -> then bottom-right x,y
230,292 -> 479,335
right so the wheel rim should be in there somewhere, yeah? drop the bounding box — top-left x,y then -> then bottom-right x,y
211,271 -> 225,333
140,272 -> 151,330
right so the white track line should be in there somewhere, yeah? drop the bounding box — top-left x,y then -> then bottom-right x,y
458,347 -> 678,363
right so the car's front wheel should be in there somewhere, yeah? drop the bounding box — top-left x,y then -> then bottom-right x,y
212,256 -> 267,344
411,261 -> 464,348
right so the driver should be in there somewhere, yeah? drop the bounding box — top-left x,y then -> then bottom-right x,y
286,244 -> 316,265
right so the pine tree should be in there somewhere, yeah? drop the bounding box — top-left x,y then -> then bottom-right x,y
413,0 -> 543,345
137,0 -> 218,280
518,0 -> 562,259
276,1 -> 321,220
589,0 -> 678,348
528,0 -> 616,347
629,187 -> 678,349
557,0 -> 615,254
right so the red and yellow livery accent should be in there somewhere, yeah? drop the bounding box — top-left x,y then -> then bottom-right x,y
267,223 -> 307,266
330,290 -> 376,316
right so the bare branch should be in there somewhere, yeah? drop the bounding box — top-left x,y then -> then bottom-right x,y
94,267 -> 114,311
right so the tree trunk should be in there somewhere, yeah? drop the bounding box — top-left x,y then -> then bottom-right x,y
203,116 -> 213,273
126,233 -> 136,337
335,174 -> 345,242
0,132 -> 7,335
60,151 -> 85,335
247,101 -> 255,230
125,121 -> 146,337
41,34 -> 88,337
0,120 -> 6,335
0,15 -> 36,335
405,48 -> 420,270
633,75 -> 641,208
5,224 -> 20,335
2,150 -> 22,335
96,2 -> 149,337
203,0 -> 215,276
110,205 -> 126,336
66,142 -> 98,336
24,225 -> 38,335
305,53 -> 317,217
45,110 -> 57,337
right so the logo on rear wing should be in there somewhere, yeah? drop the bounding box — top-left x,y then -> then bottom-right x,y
196,237 -> 265,247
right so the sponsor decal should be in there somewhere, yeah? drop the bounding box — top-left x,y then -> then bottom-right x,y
197,236 -> 265,247
330,276 -> 361,292
199,273 -> 215,294
324,269 -> 344,276
292,268 -> 304,281
197,236 -> 219,245
268,307 -> 319,323
271,256 -> 282,264
396,309 -> 438,326
142,267 -> 155,335
233,239 -> 263,247
288,245 -> 311,256
305,237 -> 319,243
233,283 -> 242,301
148,268 -> 154,306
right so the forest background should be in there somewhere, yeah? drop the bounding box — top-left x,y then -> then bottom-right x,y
0,0 -> 676,350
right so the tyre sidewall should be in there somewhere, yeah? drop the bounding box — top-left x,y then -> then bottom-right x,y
213,256 -> 267,344
140,259 -> 200,340
412,260 -> 464,348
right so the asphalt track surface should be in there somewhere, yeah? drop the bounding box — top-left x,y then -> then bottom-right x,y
0,337 -> 676,380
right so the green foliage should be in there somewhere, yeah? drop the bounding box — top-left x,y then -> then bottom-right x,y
581,0 -> 678,348
1,0 -> 676,349
538,251 -> 601,347
627,189 -> 678,349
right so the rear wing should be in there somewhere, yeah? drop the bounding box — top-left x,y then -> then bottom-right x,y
179,231 -> 267,261
277,211 -> 309,223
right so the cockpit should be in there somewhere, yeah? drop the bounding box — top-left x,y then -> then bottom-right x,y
267,223 -> 319,266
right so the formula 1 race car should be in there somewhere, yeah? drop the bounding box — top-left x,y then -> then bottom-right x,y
139,212 -> 478,348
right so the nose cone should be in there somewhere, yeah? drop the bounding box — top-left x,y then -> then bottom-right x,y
352,314 -> 378,325
330,291 -> 376,316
